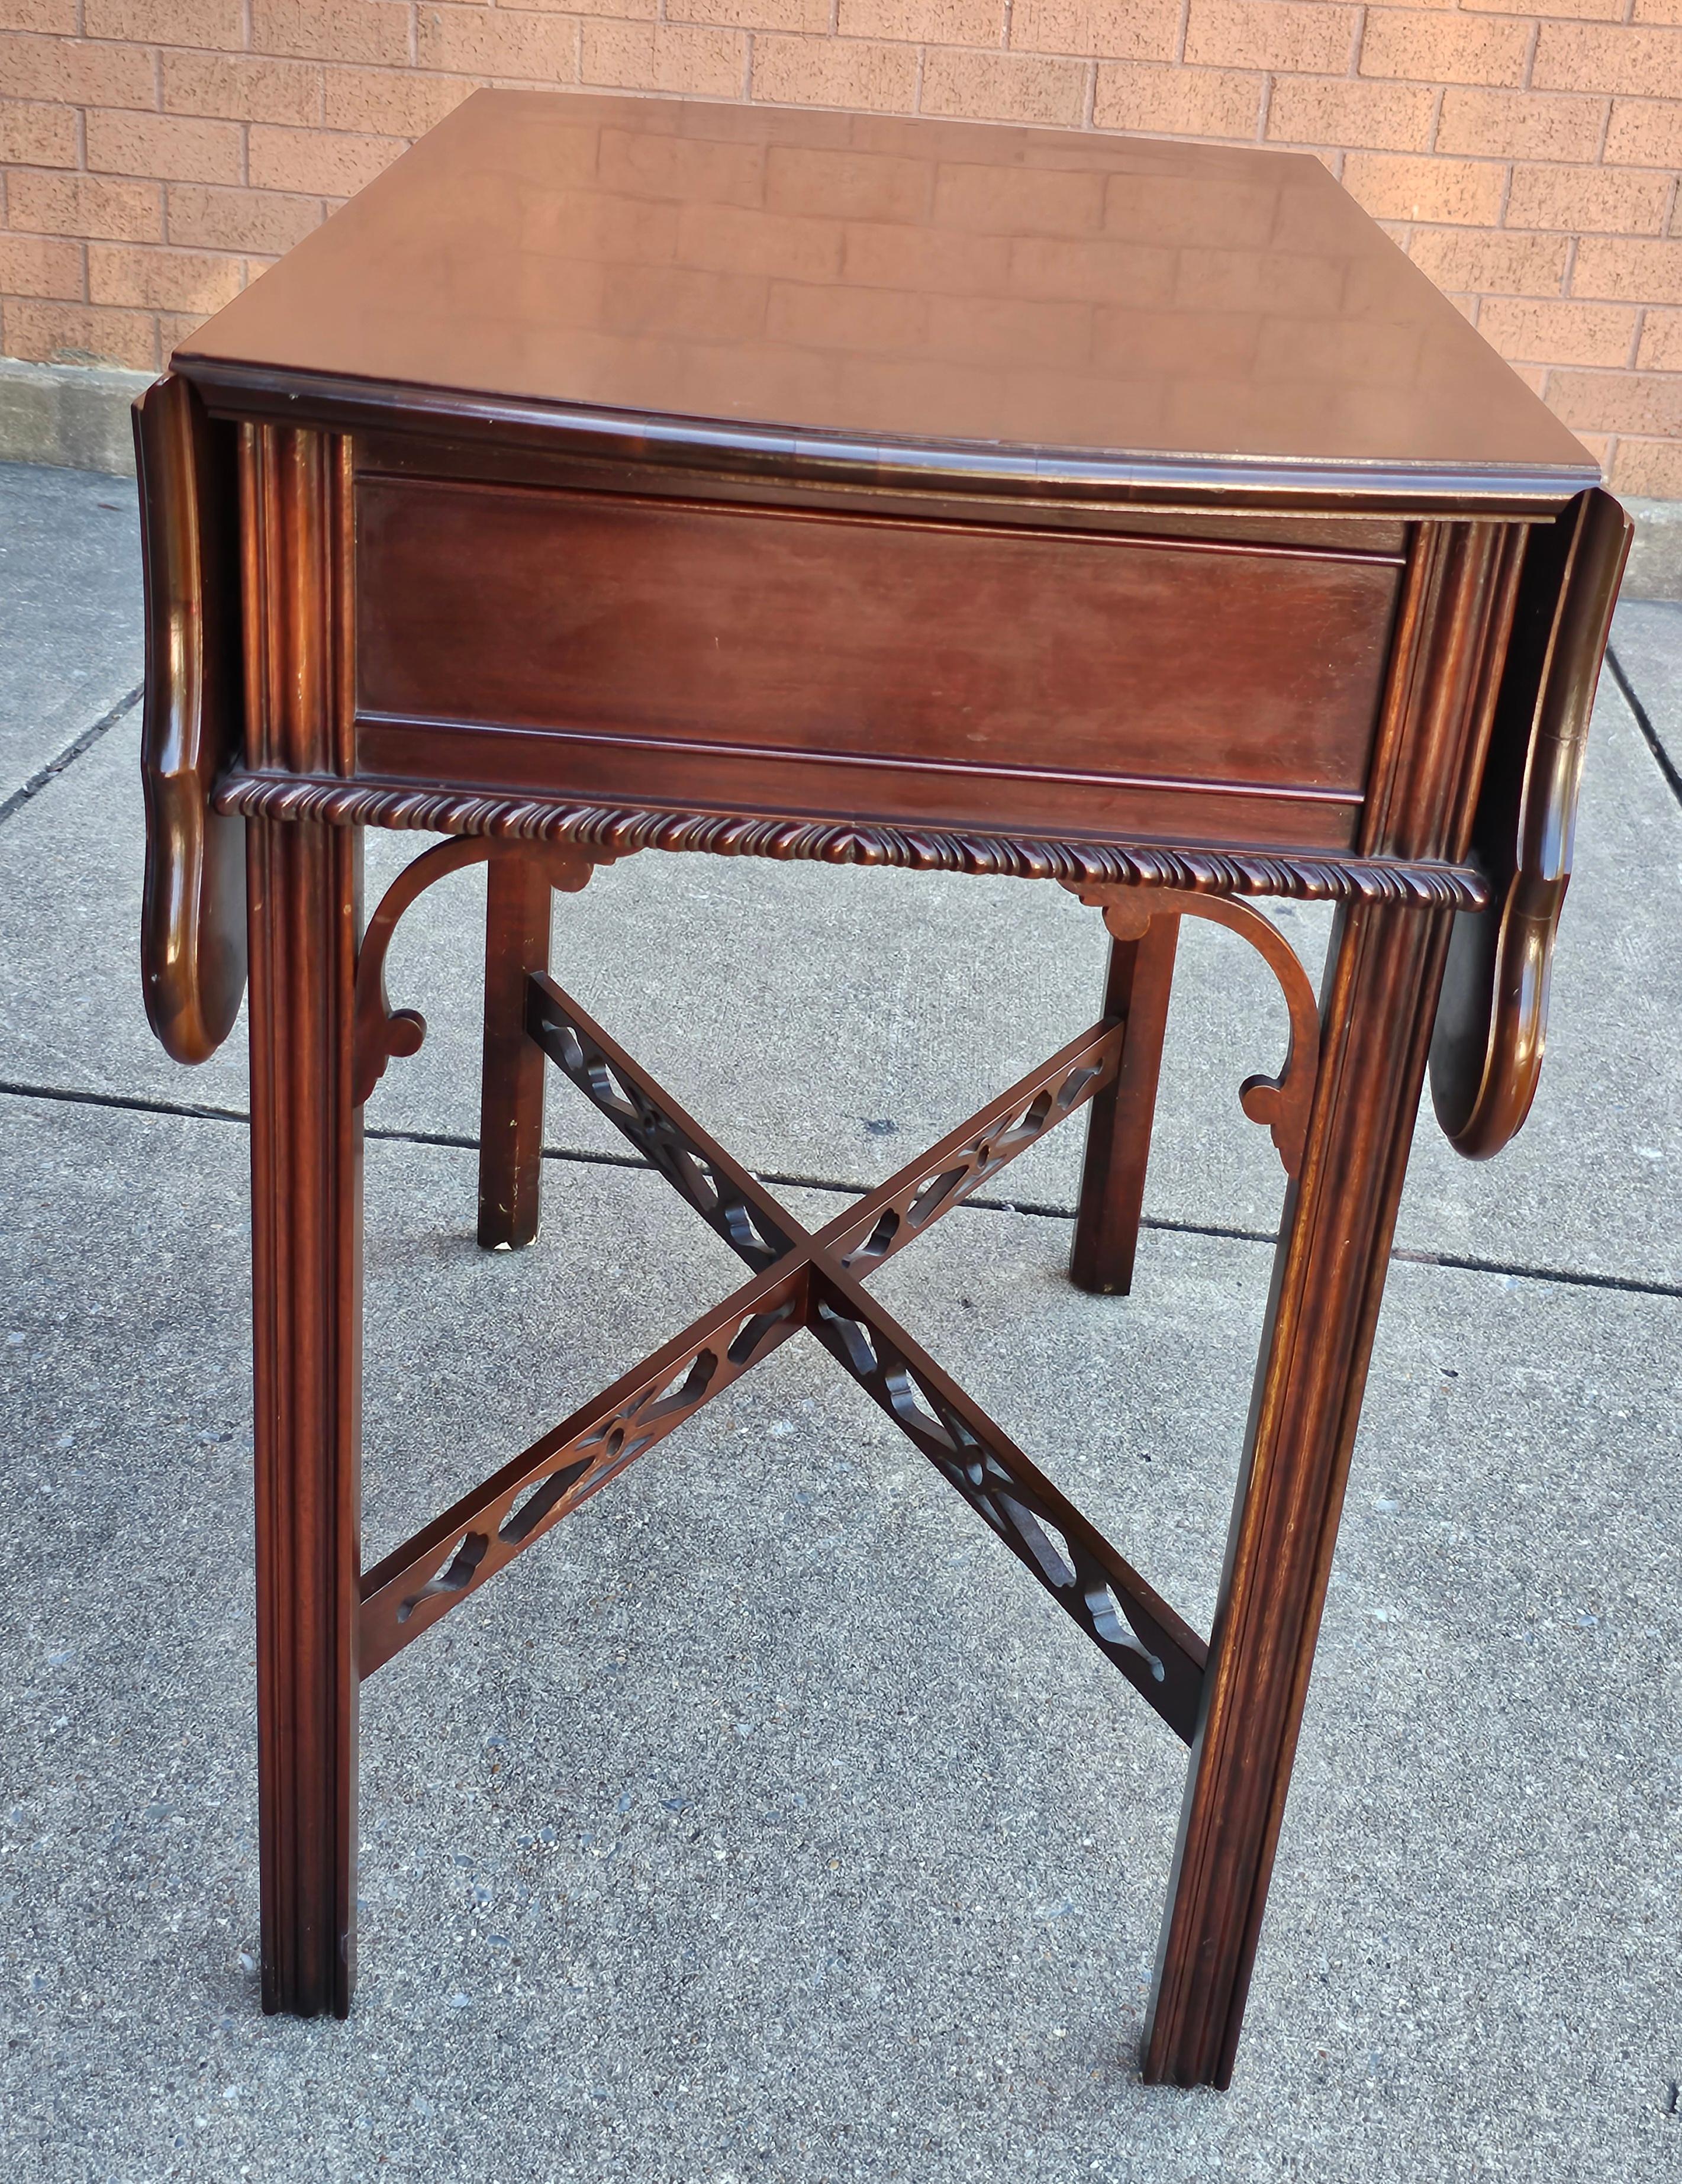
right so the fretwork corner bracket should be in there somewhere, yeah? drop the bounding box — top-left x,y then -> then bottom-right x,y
352,833 -> 616,1106
1067,882 -> 1321,1178
355,963 -> 1208,1744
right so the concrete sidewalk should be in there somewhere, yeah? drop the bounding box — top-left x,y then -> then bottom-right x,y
1,460 -> 1677,2183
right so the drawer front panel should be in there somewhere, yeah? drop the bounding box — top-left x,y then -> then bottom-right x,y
355,475 -> 1401,843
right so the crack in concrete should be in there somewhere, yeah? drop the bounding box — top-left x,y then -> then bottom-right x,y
0,682 -> 143,827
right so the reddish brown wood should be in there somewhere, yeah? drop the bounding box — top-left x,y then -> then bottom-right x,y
249,809 -> 363,2020
478,852 -> 555,1249
219,767 -> 1487,906
244,420 -> 363,2019
173,93 -> 1596,507
1144,893 -> 1454,2087
128,94 -> 1631,2084
1143,521 -> 1519,2089
1430,487 -> 1632,1157
132,371 -> 246,1062
355,478 -> 1397,848
1070,916 -> 1180,1297
360,973 -> 1204,1734
1072,886 -> 1323,1184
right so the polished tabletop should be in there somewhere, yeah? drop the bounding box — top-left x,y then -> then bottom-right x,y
178,90 -> 1593,491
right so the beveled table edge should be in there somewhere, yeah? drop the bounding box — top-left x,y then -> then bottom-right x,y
216,766 -> 1491,909
176,358 -> 1601,521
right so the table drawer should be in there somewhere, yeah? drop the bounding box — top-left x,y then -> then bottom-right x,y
353,475 -> 1403,849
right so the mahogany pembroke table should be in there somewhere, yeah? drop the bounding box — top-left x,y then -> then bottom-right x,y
131,90 -> 1629,2088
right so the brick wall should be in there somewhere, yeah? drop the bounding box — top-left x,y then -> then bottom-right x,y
1,0 -> 1678,494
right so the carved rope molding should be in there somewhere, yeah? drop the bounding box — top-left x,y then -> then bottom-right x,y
214,771 -> 1491,911
1068,883 -> 1322,1178
351,833 -> 613,1105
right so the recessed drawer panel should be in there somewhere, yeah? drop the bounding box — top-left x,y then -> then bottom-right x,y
354,475 -> 1401,846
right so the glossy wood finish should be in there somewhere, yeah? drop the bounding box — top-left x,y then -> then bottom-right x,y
1070,917 -> 1180,1297
1146,894 -> 1454,2087
129,93 -> 1631,2091
356,475 -> 1396,850
131,372 -> 246,1062
249,811 -> 362,2019
478,853 -> 555,1250
1144,514 -> 1513,2089
243,421 -> 363,2018
1430,488 -> 1632,1157
174,92 -> 1596,511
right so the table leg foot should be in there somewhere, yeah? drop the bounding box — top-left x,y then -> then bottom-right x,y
1143,898 -> 1452,2087
249,813 -> 363,2018
1070,916 -> 1178,1297
478,851 -> 552,1251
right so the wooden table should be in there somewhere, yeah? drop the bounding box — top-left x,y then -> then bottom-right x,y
132,90 -> 1629,2088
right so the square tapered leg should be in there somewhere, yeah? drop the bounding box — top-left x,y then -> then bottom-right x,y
1144,897 -> 1452,2087
478,852 -> 553,1251
1070,914 -> 1180,1297
248,813 -> 363,2018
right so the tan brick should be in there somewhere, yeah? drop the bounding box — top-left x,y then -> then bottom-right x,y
1572,235 -> 1682,304
1506,164 -> 1671,237
0,232 -> 82,299
1604,99 -> 1682,170
1094,60 -> 1262,138
0,33 -> 157,109
1533,24 -> 1682,95
1636,308 -> 1682,371
1634,0 -> 1682,21
3,297 -> 157,369
85,0 -> 243,44
1410,227 -> 1569,295
0,100 -> 79,167
164,51 -> 323,125
1478,297 -> 1637,368
837,0 -> 1002,39
1359,9 -> 1528,85
1185,0 -> 1357,72
678,199 -> 842,281
0,0 -> 75,31
8,170 -> 163,243
1265,76 -> 1435,152
323,67 -> 479,136
157,307 -> 218,356
1340,153 -> 1504,225
1548,367 -> 1682,436
253,0 -> 410,63
248,125 -> 407,195
750,34 -> 915,109
1435,89 -> 1605,162
415,5 -> 581,77
1462,0 -> 1619,17
584,22 -> 745,96
1609,435 -> 1682,496
669,0 -> 827,30
89,241 -> 246,313
87,111 -> 246,187
167,183 -> 327,253
1010,0 -> 1178,60
920,48 -> 1088,125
